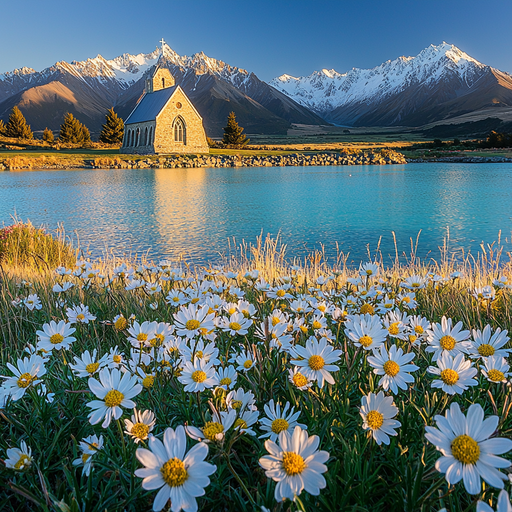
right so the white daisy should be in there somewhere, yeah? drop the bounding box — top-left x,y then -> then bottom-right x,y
235,349 -> 257,372
218,311 -> 253,336
426,316 -> 470,362
87,367 -> 142,428
69,349 -> 108,378
428,352 -> 478,395
288,368 -> 313,391
259,426 -> 329,502
360,391 -> 401,445
174,304 -> 216,339
344,313 -> 387,351
72,434 -> 104,476
178,359 -> 219,393
36,320 -> 76,352
291,337 -> 342,388
186,409 -> 237,443
127,321 -> 157,348
124,409 -> 156,444
225,388 -> 256,412
367,344 -> 419,394
66,303 -> 96,324
425,402 -> 512,495
259,399 -> 307,442
23,294 -> 42,311
135,426 -> 216,512
216,366 -> 237,390
233,410 -> 259,436
1,354 -> 46,401
5,440 -> 33,470
467,326 -> 510,360
482,356 -> 510,384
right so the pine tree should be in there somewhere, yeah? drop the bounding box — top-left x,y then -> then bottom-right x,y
59,113 -> 90,144
0,119 -> 5,136
42,127 -> 54,143
222,111 -> 249,147
5,106 -> 33,139
99,107 -> 124,144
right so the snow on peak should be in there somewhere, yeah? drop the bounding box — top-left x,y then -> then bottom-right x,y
270,42 -> 489,114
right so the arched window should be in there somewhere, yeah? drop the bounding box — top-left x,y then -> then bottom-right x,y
144,127 -> 148,146
149,126 -> 153,145
130,130 -> 134,147
162,78 -> 165,89
173,117 -> 185,144
135,128 -> 140,147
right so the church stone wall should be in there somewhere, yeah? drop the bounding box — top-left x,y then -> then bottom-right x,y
153,89 -> 209,155
121,121 -> 156,155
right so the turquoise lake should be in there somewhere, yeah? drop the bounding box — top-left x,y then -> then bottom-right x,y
0,163 -> 511,266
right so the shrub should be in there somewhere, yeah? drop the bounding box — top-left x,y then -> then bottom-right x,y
0,222 -> 76,268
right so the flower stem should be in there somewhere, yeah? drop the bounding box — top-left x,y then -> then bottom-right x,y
117,418 -> 127,459
225,454 -> 256,507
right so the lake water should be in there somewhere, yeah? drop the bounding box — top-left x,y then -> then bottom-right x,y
1,163 -> 511,266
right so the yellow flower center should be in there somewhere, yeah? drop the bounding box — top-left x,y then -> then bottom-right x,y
190,298 -> 200,304
86,362 -> 99,374
292,373 -> 308,388
219,377 -> 232,387
202,421 -> 224,441
234,418 -> 247,429
194,351 -> 204,360
192,370 -> 207,383
142,376 -> 155,388
172,297 -> 180,302
300,325 -> 308,334
276,289 -> 286,298
366,410 -> 384,430
243,360 -> 253,369
359,303 -> 375,315
388,323 -> 399,335
451,435 -> 480,465
77,314 -> 85,321
228,307 -> 237,315
230,400 -> 243,409
104,389 -> 124,408
414,325 -> 424,334
160,457 -> 188,487
242,310 -> 250,318
383,360 -> 400,377
402,296 -> 411,304
136,333 -> 148,342
271,418 -> 289,434
272,316 -> 280,326
150,334 -> 165,347
312,320 -> 322,330
308,355 -> 325,371
114,317 -> 127,330
50,333 -> 64,345
14,454 -> 31,470
408,335 -> 418,343
359,335 -> 373,348
318,305 -> 326,312
478,344 -> 495,357
487,369 -> 505,382
282,452 -> 306,476
439,335 -> 456,351
440,368 -> 459,386
131,422 -> 150,440
17,373 -> 35,388
81,453 -> 91,463
185,319 -> 201,331
229,322 -> 242,331
113,355 -> 122,363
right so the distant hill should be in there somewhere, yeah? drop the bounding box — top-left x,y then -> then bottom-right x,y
271,43 -> 512,128
0,44 -> 326,137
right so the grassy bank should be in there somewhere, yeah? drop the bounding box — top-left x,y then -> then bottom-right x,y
1,233 -> 512,511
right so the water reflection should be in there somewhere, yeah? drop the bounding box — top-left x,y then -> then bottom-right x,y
0,163 -> 511,265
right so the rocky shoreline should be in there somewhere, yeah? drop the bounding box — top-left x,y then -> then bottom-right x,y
408,156 -> 512,163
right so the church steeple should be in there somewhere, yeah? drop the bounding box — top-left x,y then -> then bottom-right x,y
145,64 -> 175,94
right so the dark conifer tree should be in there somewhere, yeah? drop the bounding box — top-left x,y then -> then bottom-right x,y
222,111 -> 249,147
99,107 -> 124,144
42,127 -> 54,143
0,119 -> 5,136
5,106 -> 33,139
59,113 -> 90,144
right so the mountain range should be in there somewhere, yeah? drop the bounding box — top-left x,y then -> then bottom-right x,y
1,42 -> 512,136
271,42 -> 512,127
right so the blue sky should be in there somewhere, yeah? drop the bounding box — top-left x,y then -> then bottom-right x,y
2,0 -> 511,81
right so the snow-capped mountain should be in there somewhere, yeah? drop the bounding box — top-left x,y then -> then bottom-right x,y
271,43 -> 512,126
0,43 -> 325,135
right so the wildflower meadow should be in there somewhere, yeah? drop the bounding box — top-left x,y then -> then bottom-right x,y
2,236 -> 512,511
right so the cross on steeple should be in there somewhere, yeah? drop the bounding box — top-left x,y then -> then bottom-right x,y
160,38 -> 166,52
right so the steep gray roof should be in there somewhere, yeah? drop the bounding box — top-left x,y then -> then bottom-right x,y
124,86 -> 177,125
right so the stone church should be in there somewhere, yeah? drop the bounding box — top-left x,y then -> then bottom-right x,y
121,66 -> 208,154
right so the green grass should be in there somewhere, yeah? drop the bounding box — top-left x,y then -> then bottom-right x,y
1,233 -> 512,511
